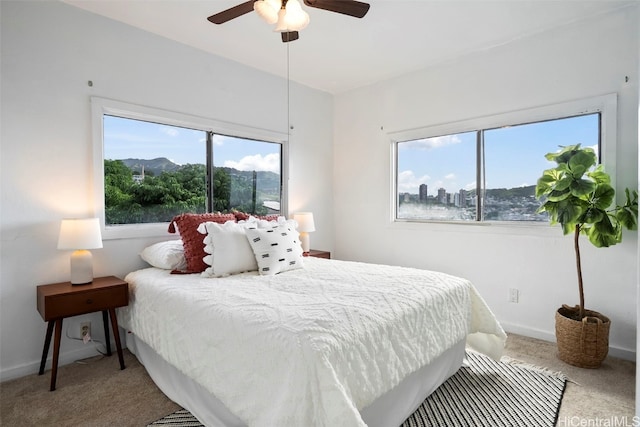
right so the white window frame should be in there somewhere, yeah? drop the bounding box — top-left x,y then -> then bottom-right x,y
389,94 -> 618,229
92,97 -> 289,240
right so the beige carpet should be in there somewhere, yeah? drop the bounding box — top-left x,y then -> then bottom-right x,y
505,334 -> 635,423
0,351 -> 180,426
0,334 -> 634,426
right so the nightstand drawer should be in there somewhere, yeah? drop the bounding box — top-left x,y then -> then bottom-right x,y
37,281 -> 128,321
45,287 -> 127,319
306,250 -> 331,259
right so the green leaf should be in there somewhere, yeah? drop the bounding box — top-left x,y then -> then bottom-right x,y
561,221 -> 575,235
537,200 -> 556,214
555,199 -> 584,233
581,208 -> 604,224
535,172 -> 557,197
568,149 -> 597,176
591,183 -> 615,209
569,164 -> 587,178
546,144 -> 580,164
555,177 -> 573,192
547,188 -> 571,202
586,216 -> 621,247
587,166 -> 610,185
569,178 -> 596,197
617,207 -> 638,230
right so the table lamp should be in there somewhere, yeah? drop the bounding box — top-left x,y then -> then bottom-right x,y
57,218 -> 103,285
293,212 -> 315,254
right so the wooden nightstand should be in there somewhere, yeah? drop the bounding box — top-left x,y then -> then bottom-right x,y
36,276 -> 129,391
305,249 -> 331,259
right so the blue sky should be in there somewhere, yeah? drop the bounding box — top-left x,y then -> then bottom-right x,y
103,115 -> 281,173
397,113 -> 599,195
104,113 -> 599,189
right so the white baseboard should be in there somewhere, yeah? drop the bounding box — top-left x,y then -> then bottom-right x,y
501,321 -> 636,362
0,337 -> 127,383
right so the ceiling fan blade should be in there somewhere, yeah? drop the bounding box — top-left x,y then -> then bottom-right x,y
207,1 -> 256,24
281,31 -> 300,43
303,0 -> 370,18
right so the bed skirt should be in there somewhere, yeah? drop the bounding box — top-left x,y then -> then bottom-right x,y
126,333 -> 465,427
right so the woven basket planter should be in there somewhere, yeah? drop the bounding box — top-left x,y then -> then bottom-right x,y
555,305 -> 610,368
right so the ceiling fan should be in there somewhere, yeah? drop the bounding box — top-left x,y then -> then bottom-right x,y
207,0 -> 370,43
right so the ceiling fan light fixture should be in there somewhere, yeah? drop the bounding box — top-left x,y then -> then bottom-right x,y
274,0 -> 309,32
209,0 -> 369,42
254,0 -> 279,24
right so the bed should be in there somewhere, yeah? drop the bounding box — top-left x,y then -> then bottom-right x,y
118,248 -> 505,427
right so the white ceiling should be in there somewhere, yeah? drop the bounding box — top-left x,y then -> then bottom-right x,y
62,0 -> 634,94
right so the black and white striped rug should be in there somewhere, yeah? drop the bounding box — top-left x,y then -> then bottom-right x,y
148,351 -> 566,427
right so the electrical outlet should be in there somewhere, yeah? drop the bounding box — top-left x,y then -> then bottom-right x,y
509,288 -> 519,303
80,321 -> 91,339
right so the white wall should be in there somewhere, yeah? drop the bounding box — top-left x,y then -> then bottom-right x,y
636,3 -> 640,417
0,1 -> 334,380
1,0 -> 637,384
334,6 -> 639,359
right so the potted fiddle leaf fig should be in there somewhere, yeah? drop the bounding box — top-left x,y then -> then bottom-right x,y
535,144 -> 638,368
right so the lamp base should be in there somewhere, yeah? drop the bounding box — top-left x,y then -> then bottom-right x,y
70,250 -> 94,285
299,232 -> 310,253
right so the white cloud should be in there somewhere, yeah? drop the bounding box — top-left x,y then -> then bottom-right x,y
397,170 -> 430,193
159,126 -> 179,137
224,153 -> 280,173
400,135 -> 462,151
444,173 -> 456,180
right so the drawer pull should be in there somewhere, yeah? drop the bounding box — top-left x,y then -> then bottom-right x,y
86,299 -> 93,304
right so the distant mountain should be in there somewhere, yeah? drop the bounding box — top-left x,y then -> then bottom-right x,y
463,185 -> 536,198
486,185 -> 536,198
217,167 -> 281,194
120,158 -> 281,194
121,157 -> 180,176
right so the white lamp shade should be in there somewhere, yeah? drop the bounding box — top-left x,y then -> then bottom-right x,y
293,212 -> 315,232
254,0 -> 278,24
58,218 -> 103,250
274,0 -> 309,32
58,218 -> 102,285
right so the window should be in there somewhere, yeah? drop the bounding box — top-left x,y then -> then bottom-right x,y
92,98 -> 288,238
393,95 -> 616,224
103,116 -> 208,225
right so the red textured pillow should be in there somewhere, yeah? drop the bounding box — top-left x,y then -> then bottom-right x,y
168,213 -> 236,273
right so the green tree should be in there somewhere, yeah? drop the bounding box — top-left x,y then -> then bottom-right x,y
104,160 -> 279,224
213,168 -> 231,211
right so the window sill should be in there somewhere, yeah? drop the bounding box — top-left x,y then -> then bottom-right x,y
390,219 -> 561,238
102,222 -> 173,240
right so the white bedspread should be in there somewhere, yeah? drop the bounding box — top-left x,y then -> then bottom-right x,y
119,257 -> 505,427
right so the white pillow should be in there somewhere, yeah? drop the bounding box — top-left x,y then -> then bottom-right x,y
238,215 -> 288,229
140,240 -> 187,270
197,221 -> 258,277
245,223 -> 304,276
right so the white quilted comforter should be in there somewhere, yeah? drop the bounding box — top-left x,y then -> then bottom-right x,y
119,257 -> 505,427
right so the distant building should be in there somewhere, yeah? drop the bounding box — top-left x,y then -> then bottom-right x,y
419,184 -> 428,203
437,188 -> 447,204
132,165 -> 145,184
458,189 -> 467,208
